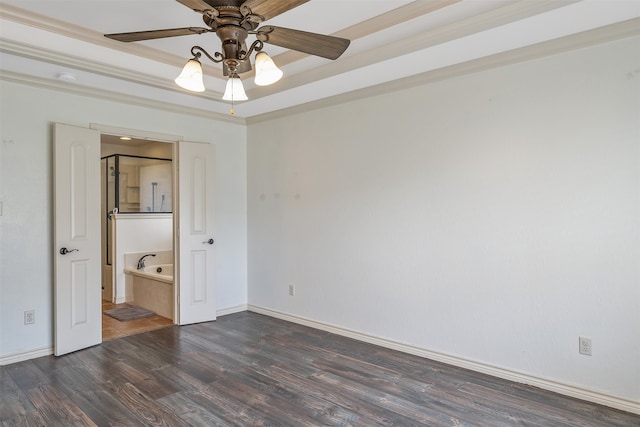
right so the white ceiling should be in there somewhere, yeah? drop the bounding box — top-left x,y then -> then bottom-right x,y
1,1 -> 639,121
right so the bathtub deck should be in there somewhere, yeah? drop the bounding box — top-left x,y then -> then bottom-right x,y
102,301 -> 173,341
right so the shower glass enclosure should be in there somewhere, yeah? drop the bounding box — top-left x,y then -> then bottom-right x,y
102,154 -> 172,265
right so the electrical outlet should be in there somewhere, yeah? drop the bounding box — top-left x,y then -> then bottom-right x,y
289,284 -> 296,296
24,310 -> 35,325
579,337 -> 592,356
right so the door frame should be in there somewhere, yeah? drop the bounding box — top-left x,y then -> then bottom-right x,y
92,124 -> 186,323
55,122 -> 220,355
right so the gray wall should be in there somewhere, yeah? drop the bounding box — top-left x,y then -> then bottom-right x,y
247,36 -> 640,401
0,83 -> 248,358
0,31 -> 637,408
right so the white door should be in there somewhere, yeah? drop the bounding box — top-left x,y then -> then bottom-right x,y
176,141 -> 216,325
53,123 -> 101,355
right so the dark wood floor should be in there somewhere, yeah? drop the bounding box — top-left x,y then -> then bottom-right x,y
1,312 -> 638,426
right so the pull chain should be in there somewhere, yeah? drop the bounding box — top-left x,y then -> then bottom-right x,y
230,77 -> 235,115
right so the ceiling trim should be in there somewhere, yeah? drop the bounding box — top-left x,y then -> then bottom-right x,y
0,36 -> 356,102
0,69 -> 246,125
0,38 -> 200,95
252,0 -> 581,99
271,0 -> 463,68
0,0 -> 564,91
4,15 -> 637,126
1,1 -> 464,80
0,0 -> 588,105
0,3 -> 191,70
247,18 -> 640,125
339,0 -> 464,40
2,6 -> 637,125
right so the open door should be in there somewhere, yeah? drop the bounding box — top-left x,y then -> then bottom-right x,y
176,141 -> 216,325
53,123 -> 101,355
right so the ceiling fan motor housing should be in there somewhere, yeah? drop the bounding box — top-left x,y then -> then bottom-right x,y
205,0 -> 245,7
202,5 -> 260,73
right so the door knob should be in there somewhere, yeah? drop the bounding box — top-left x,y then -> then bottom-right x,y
202,238 -> 214,245
59,247 -> 79,255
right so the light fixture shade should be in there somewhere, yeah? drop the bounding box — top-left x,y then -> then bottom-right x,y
254,52 -> 283,86
222,76 -> 248,101
175,58 -> 205,92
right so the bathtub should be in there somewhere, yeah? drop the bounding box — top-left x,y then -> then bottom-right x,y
125,264 -> 173,284
124,264 -> 174,319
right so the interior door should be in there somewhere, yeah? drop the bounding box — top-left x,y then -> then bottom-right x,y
177,141 -> 216,325
53,123 -> 102,356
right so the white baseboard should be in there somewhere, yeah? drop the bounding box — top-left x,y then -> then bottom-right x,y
0,304 -> 248,367
3,306 -> 637,415
248,305 -> 640,415
0,346 -> 54,366
217,304 -> 248,317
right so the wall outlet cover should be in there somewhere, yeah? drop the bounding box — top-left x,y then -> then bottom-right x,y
579,336 -> 592,356
24,310 -> 35,325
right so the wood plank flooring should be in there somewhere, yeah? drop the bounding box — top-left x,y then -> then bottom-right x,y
1,312 -> 638,426
102,301 -> 173,341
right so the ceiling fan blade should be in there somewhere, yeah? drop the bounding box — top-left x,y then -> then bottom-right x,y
257,26 -> 350,60
240,0 -> 309,22
176,0 -> 218,16
105,27 -> 211,42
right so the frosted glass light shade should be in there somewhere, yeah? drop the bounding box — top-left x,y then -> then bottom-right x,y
222,77 -> 248,101
254,52 -> 283,86
175,58 -> 205,92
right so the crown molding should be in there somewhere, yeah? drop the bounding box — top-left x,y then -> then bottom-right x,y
1,0 -> 575,103
0,1 -> 462,80
0,38 -> 227,101
0,70 -> 245,125
0,3 -> 206,72
2,6 -> 637,123
248,18 -> 640,124
251,0 -> 581,99
271,0 -> 464,67
3,15 -> 637,125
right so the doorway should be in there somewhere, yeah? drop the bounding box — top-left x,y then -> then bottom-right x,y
54,122 -> 218,355
100,134 -> 175,340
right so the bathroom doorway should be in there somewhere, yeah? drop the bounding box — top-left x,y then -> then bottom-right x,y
54,122 -> 217,354
100,134 -> 175,339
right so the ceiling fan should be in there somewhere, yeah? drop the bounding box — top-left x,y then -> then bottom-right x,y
105,0 -> 351,109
